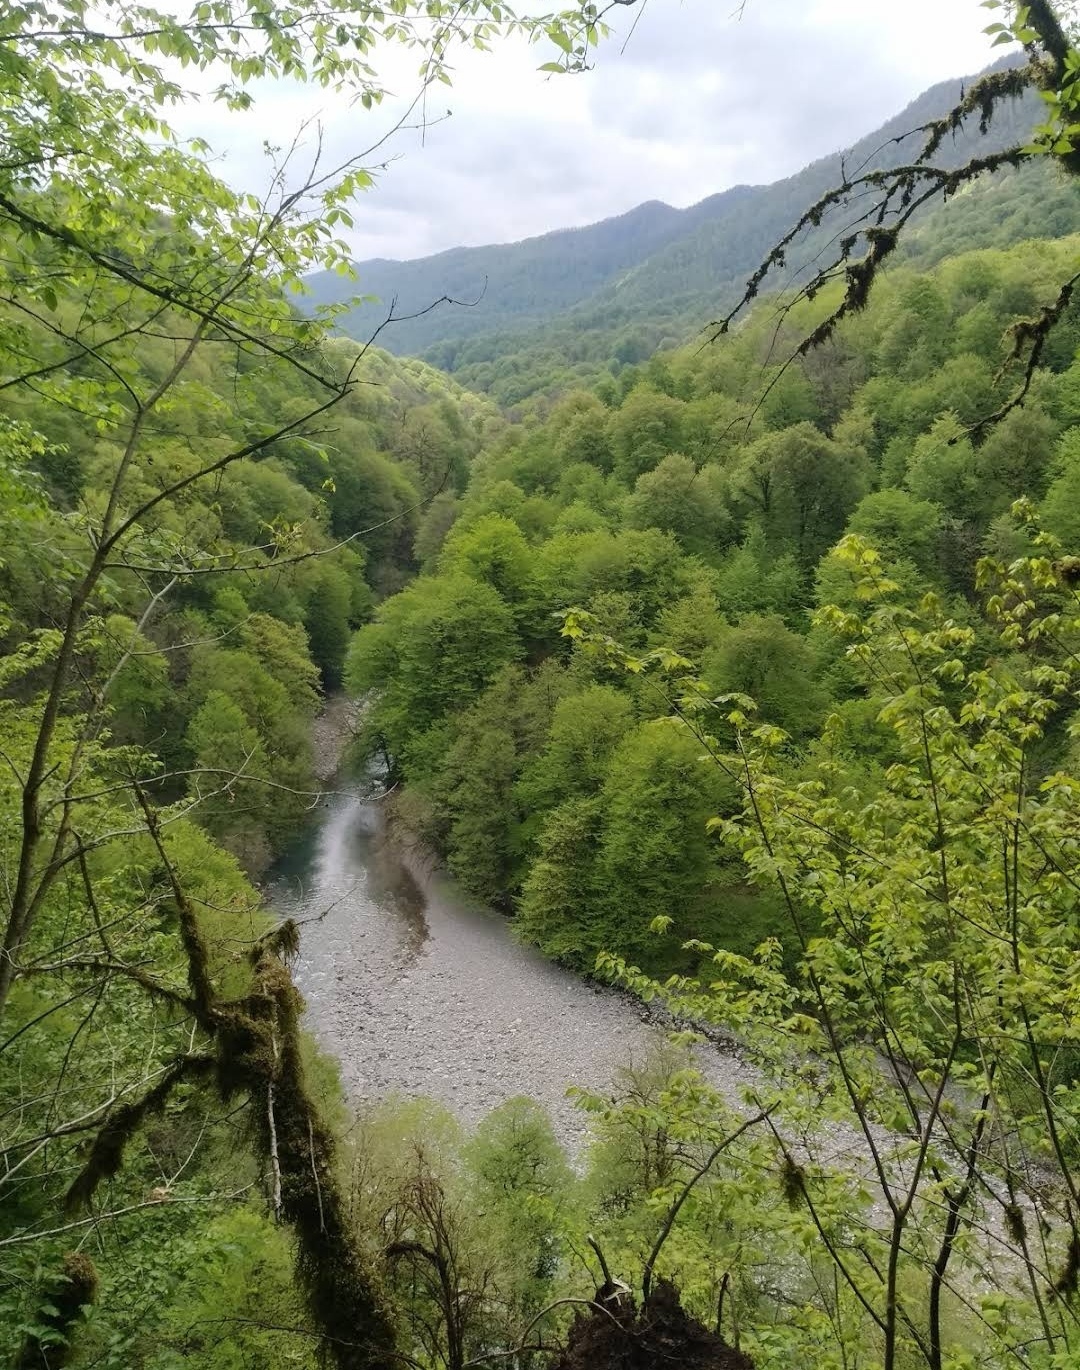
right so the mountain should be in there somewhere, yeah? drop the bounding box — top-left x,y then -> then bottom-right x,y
307,59 -> 1080,401
302,186 -> 757,351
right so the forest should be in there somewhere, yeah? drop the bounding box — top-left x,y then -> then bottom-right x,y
308,61 -> 1080,405
350,232 -> 1080,972
4,2 -> 1080,1369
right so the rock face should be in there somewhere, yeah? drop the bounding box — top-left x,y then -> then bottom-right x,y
551,1280 -> 754,1370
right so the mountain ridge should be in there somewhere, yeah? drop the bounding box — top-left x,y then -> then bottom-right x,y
306,55 -> 1078,394
301,183 -> 760,344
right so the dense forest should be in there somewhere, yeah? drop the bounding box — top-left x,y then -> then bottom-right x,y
350,232 -> 1080,976
307,61 -> 1080,405
6,2 -> 1080,1369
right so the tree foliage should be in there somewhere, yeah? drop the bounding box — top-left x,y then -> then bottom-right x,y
9,3 -> 1080,1366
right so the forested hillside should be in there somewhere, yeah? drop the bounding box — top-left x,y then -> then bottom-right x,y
3,326 -> 498,878
303,188 -> 758,351
338,222 -> 1080,1365
307,59 -> 1080,407
0,278 -> 503,1364
7,1 -> 1080,1369
442,158 -> 1080,405
348,233 -> 1080,970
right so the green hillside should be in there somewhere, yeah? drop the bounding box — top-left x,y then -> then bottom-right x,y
351,231 -> 1080,965
442,157 -> 1080,405
306,57 -> 1080,407
10,1 -> 1080,1367
302,190 -> 756,349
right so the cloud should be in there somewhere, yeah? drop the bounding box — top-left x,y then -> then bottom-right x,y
175,0 -> 1000,262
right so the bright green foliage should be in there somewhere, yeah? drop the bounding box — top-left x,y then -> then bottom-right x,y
327,443 -> 422,588
905,413 -> 984,517
519,684 -> 636,808
352,1096 -> 573,1368
439,512 -> 543,632
623,453 -> 733,555
652,580 -> 729,658
877,277 -> 952,376
0,800 -> 310,1368
146,1210 -> 317,1370
431,664 -> 566,901
538,525 -> 693,629
0,0 -> 639,1364
583,515 -> 1080,1369
183,621 -> 317,855
357,234 -> 1080,997
552,391 -> 615,470
7,3 -> 1080,1362
462,1097 -> 574,1325
413,491 -> 461,568
608,385 -> 686,482
845,488 -> 945,575
974,404 -> 1059,507
593,720 -> 736,962
302,560 -> 356,688
98,613 -> 172,740
346,572 -> 520,765
1041,449 -> 1080,544
702,615 -> 827,739
728,421 -> 870,566
186,689 -> 274,870
713,528 -> 806,624
518,719 -> 739,971
517,796 -> 606,964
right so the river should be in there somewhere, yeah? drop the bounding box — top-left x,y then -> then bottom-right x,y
266,786 -> 760,1150
266,768 -> 1027,1287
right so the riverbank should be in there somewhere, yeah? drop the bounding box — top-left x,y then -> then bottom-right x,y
273,697 -> 1046,1298
311,692 -> 360,783
267,785 -> 764,1152
279,696 -> 843,1154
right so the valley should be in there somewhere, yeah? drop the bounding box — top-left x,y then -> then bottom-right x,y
4,7 -> 1080,1369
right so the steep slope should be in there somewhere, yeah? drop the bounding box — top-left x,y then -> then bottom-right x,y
436,159 -> 1080,405
303,189 -> 757,353
305,57 -> 1070,376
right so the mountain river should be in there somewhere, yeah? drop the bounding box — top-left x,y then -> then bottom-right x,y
265,749 -> 1010,1255
265,783 -> 762,1151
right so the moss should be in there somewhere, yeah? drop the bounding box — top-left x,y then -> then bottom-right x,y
780,1155 -> 806,1210
1053,1232 -> 1080,1301
249,917 -> 301,965
65,1056 -> 214,1213
67,818 -> 399,1368
15,1252 -> 99,1368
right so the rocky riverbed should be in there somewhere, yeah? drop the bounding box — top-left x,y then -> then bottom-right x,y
266,789 -> 764,1151
310,694 -> 361,783
267,708 -> 1038,1282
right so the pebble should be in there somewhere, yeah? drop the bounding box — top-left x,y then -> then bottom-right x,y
267,793 -> 760,1152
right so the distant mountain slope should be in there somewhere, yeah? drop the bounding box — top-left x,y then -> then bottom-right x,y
303,187 -> 757,353
307,58 -> 1080,401
439,158 -> 1080,406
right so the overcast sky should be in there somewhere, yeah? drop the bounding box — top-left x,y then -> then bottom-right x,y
181,0 -> 999,263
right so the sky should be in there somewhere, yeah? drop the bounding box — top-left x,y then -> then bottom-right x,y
180,0 -> 1000,263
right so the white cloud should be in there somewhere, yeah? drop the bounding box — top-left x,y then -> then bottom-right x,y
174,0 -> 1001,261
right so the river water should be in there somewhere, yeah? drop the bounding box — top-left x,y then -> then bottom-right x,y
266,788 -> 760,1150
267,772 -> 1020,1276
